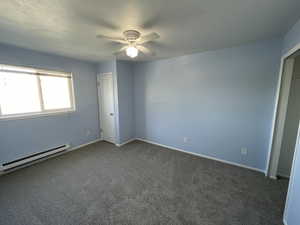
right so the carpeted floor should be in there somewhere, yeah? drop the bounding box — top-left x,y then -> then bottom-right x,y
0,140 -> 288,225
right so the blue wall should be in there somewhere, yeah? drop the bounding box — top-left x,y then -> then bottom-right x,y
133,38 -> 282,171
0,44 -> 100,164
283,18 -> 300,225
283,19 -> 300,55
116,61 -> 135,143
97,60 -> 116,75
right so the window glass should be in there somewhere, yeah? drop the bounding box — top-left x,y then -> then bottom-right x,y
40,76 -> 71,110
0,64 -> 74,119
0,72 -> 41,115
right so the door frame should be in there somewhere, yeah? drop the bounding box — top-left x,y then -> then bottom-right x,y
283,121 -> 300,223
266,43 -> 300,178
97,72 -> 117,144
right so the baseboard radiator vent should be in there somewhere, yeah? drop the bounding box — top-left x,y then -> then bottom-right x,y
1,144 -> 70,171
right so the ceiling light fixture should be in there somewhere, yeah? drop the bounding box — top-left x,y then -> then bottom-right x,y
96,30 -> 159,58
126,46 -> 138,58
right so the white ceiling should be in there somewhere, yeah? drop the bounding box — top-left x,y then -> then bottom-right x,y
0,0 -> 299,62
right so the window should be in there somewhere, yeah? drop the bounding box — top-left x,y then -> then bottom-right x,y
0,64 -> 75,119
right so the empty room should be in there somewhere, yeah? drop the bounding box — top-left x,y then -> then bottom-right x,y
1,1 -> 300,225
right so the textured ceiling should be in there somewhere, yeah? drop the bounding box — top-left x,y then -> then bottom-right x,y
0,0 -> 299,62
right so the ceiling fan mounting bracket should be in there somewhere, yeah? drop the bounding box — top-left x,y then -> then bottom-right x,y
123,30 -> 141,42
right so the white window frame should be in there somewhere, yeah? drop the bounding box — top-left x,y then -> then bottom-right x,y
0,64 -> 76,120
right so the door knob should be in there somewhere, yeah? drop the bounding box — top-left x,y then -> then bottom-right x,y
109,113 -> 114,116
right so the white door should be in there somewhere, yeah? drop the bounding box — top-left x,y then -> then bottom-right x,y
97,73 -> 116,143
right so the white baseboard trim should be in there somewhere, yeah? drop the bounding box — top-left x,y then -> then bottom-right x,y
115,138 -> 136,147
136,138 -> 265,174
69,138 -> 102,151
0,138 -> 103,176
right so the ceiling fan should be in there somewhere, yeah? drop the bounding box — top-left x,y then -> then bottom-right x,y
96,30 -> 160,58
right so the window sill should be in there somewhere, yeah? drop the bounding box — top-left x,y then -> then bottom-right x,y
0,109 -> 76,121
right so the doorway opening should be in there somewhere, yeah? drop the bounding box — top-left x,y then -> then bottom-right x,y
267,47 -> 300,179
277,57 -> 300,179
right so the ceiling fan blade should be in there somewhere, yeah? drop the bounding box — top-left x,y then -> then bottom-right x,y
113,45 -> 128,55
96,34 -> 128,44
138,32 -> 160,44
136,45 -> 155,56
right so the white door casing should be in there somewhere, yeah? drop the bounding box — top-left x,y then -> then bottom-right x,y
267,58 -> 295,178
267,42 -> 300,178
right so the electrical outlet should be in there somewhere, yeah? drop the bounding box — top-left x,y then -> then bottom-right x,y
241,147 -> 248,155
183,137 -> 189,143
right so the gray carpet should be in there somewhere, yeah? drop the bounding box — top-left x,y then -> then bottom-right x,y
0,140 -> 288,225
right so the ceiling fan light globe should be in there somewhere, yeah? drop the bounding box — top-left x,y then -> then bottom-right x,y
126,46 -> 138,58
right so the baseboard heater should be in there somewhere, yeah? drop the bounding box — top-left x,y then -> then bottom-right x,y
1,144 -> 70,171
